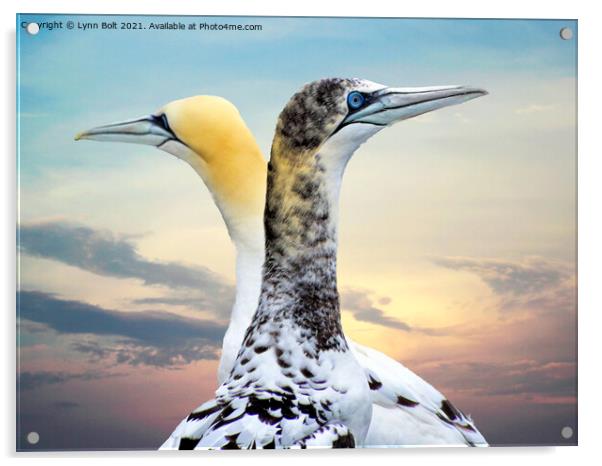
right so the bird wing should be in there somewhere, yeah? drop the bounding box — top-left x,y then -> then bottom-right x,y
159,390 -> 348,450
350,342 -> 488,447
159,399 -> 224,450
160,396 -> 282,450
292,423 -> 355,448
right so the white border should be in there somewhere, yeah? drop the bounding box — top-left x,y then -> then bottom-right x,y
3,1 -> 601,465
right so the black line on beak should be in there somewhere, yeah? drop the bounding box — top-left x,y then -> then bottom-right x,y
365,90 -> 485,119
150,114 -> 187,148
152,114 -> 173,134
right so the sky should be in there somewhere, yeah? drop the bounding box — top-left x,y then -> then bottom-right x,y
16,15 -> 577,450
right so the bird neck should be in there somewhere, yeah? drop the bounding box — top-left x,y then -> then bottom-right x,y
223,192 -> 265,327
228,238 -> 264,336
264,154 -> 345,269
251,143 -> 354,352
217,240 -> 264,384
175,130 -> 267,255
233,241 -> 264,318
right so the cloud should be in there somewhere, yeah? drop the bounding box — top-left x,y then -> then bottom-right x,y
341,288 -> 443,335
399,256 -> 576,443
416,359 -> 576,402
71,339 -> 220,367
410,356 -> 577,446
515,104 -> 556,114
18,221 -> 234,317
132,296 -> 215,309
53,401 -> 80,410
18,370 -> 120,391
342,288 -> 411,331
432,256 -> 574,313
18,290 -> 227,367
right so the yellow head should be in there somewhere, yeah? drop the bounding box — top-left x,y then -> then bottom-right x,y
75,95 -> 267,250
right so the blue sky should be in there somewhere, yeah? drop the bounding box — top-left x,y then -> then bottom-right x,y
18,16 -> 576,172
17,15 -> 577,450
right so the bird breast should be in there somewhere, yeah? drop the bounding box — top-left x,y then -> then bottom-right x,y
218,324 -> 372,444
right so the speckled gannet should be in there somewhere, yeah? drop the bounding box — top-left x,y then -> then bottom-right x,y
76,80 -> 488,448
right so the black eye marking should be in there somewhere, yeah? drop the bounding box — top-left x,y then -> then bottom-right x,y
152,113 -> 188,149
160,114 -> 171,131
152,113 -> 172,133
331,90 -> 381,136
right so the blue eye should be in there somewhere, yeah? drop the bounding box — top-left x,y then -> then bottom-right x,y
347,91 -> 365,110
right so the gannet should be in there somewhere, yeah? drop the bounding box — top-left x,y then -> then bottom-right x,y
76,80 -> 488,448
76,96 -> 266,384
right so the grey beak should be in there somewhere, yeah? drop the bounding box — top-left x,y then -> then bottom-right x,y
345,85 -> 488,127
75,114 -> 177,147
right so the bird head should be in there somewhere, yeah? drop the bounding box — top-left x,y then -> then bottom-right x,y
272,78 -> 487,167
75,96 -> 267,251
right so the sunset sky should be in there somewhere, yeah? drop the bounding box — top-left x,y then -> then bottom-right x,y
17,15 -> 577,450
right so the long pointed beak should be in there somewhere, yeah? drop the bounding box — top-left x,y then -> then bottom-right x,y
74,114 -> 178,148
344,85 -> 488,127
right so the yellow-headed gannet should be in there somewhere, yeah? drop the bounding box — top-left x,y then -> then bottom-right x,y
76,96 -> 266,384
76,80 -> 488,448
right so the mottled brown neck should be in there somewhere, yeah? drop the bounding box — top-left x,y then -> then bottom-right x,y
250,151 -> 346,351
